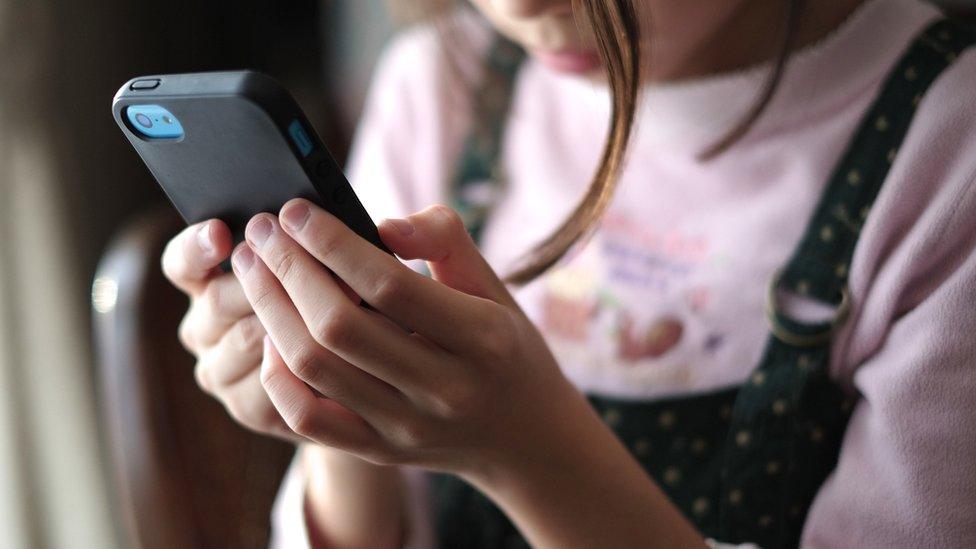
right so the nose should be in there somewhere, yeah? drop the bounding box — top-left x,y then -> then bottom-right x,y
491,0 -> 573,18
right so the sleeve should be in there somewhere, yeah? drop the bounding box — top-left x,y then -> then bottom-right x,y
269,453 -> 313,549
269,453 -> 435,549
798,62 -> 976,545
801,202 -> 976,546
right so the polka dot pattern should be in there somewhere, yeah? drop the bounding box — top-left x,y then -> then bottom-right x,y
433,18 -> 975,549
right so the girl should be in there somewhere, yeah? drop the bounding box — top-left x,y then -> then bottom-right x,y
161,0 -> 976,547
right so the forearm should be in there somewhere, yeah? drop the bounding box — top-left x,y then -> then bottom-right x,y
465,383 -> 707,549
302,444 -> 406,549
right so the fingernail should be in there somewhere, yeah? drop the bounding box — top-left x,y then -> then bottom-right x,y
281,202 -> 310,232
384,217 -> 415,236
232,244 -> 255,274
197,223 -> 214,254
247,216 -> 274,248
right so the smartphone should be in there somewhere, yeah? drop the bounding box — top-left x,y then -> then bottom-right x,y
112,70 -> 389,269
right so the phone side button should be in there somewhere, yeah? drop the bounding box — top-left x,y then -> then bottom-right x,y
288,120 -> 314,157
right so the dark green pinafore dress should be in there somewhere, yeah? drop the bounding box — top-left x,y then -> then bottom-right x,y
431,19 -> 976,549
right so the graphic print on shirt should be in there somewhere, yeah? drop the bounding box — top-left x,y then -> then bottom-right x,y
536,209 -> 732,389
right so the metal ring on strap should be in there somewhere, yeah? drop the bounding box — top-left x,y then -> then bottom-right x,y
764,268 -> 852,347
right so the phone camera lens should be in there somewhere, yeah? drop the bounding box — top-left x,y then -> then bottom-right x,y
135,113 -> 153,128
162,115 -> 173,125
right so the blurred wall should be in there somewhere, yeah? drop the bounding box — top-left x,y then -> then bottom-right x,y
323,2 -> 396,139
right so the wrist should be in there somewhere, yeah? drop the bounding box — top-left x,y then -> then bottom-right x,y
461,379 -> 598,500
454,376 -> 587,511
301,444 -> 405,549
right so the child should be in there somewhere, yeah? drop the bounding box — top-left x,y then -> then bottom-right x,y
161,0 -> 976,546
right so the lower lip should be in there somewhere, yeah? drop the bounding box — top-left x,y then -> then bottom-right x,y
532,49 -> 602,74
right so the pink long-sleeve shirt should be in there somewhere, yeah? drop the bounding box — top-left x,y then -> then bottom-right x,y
272,0 -> 976,546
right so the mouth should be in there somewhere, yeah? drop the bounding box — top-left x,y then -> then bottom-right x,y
531,48 -> 602,74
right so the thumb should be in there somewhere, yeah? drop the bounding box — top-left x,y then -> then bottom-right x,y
378,205 -> 516,308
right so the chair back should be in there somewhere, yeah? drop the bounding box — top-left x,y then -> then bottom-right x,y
92,206 -> 294,549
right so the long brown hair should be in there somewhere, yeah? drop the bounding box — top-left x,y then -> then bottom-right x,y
392,0 -> 805,285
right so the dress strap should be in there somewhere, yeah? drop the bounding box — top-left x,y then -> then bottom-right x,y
450,35 -> 525,244
770,19 -> 976,340
717,18 -> 976,546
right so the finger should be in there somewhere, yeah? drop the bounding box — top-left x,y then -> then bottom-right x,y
186,273 -> 254,347
220,369 -> 304,444
195,314 -> 265,391
232,241 -> 405,427
259,335 -> 380,452
244,213 -> 446,396
277,198 -> 501,353
183,274 -> 255,348
162,219 -> 234,296
378,204 -> 518,309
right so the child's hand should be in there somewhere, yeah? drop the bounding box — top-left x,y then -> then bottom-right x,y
233,200 -> 588,479
161,219 -> 297,442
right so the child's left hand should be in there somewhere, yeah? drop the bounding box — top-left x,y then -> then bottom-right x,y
232,199 -> 589,481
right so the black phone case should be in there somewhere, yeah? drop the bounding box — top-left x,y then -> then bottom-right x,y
112,70 -> 389,266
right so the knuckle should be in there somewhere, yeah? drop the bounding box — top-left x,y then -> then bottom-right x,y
194,360 -> 213,393
249,281 -> 278,312
432,379 -> 479,419
232,316 -> 264,352
259,351 -> 282,389
177,314 -> 197,353
286,407 -> 318,439
229,400 -> 279,434
394,419 -> 430,449
160,237 -> 183,285
314,228 -> 345,261
248,403 -> 280,433
478,307 -> 520,361
430,205 -> 468,242
371,271 -> 408,310
288,347 -> 323,384
254,404 -> 284,432
430,204 -> 464,230
162,225 -> 209,288
258,361 -> 276,388
203,281 -> 225,318
268,250 -> 302,286
312,307 -> 356,350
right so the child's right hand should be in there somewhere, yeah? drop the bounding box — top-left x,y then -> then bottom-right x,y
161,219 -> 296,442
